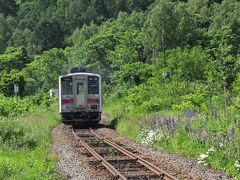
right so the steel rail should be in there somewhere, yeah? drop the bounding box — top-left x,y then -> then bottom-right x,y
90,128 -> 177,180
72,129 -> 127,180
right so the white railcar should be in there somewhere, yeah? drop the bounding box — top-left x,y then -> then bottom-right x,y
59,70 -> 102,126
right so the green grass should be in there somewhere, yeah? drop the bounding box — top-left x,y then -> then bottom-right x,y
0,148 -> 58,179
0,103 -> 61,179
104,101 -> 240,179
103,103 -> 142,140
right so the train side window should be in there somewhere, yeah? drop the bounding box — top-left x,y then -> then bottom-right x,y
77,82 -> 84,95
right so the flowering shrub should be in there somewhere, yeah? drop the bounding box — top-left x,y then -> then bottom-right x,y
136,110 -> 240,178
197,154 -> 209,166
197,147 -> 215,166
137,128 -> 158,146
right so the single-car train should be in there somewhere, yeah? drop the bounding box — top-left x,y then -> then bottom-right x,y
59,68 -> 102,127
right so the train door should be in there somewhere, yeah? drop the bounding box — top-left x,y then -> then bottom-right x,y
75,80 -> 86,107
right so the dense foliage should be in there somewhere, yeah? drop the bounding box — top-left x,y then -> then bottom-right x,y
1,0 -> 240,178
1,0 -> 240,106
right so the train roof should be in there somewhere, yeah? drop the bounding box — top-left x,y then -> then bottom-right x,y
59,72 -> 101,78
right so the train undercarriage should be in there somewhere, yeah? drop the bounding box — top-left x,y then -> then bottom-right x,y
61,111 -> 101,127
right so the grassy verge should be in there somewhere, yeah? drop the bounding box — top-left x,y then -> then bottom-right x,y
0,103 -> 61,179
104,101 -> 240,179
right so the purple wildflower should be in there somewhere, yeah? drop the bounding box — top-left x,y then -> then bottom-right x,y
166,118 -> 171,130
225,134 -> 229,142
23,145 -> 26,155
213,111 -> 217,120
187,111 -> 194,119
230,128 -> 235,144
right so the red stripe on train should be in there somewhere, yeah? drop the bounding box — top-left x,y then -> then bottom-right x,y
62,99 -> 74,104
87,98 -> 100,104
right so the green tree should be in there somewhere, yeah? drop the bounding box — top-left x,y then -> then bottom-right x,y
111,62 -> 152,88
126,0 -> 154,11
0,14 -> 16,54
145,0 -> 177,52
34,16 -> 64,51
0,0 -> 18,16
66,22 -> 99,46
208,26 -> 238,87
0,14 -> 9,54
0,46 -> 29,72
0,70 -> 25,96
155,46 -> 211,82
23,48 -> 67,95
67,11 -> 146,84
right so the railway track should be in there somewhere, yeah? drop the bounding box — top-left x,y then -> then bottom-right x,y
72,128 -> 177,180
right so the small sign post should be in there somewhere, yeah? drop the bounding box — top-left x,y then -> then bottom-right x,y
162,72 -> 167,78
14,84 -> 19,102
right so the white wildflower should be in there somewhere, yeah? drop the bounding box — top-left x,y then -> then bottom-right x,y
234,160 -> 240,171
197,153 -> 209,165
138,129 -> 158,146
199,154 -> 208,160
144,130 -> 157,145
197,160 -> 203,164
219,143 -> 223,148
208,147 -> 215,152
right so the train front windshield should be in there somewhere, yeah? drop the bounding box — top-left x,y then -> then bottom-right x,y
88,76 -> 99,94
61,76 -> 73,95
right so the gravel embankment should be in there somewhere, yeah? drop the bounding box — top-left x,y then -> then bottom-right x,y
51,124 -> 112,180
51,114 -> 234,180
95,127 -> 233,180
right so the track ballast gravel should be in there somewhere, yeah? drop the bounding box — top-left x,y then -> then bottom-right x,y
51,124 -> 112,180
51,115 -> 234,180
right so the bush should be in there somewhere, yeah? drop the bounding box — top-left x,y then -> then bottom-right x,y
0,120 -> 37,148
0,96 -> 31,116
0,93 -> 55,117
0,160 -> 17,179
